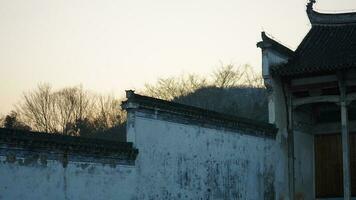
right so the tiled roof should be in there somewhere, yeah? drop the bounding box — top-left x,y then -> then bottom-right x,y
271,1 -> 356,76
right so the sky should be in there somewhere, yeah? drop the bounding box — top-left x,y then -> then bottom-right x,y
1,0 -> 356,114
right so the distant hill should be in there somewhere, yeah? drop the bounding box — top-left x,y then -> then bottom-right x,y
173,86 -> 268,122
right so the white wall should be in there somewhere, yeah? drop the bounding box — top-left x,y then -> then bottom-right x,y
260,45 -> 292,196
0,156 -> 137,200
129,110 -> 279,200
0,109 -> 280,200
294,131 -> 315,200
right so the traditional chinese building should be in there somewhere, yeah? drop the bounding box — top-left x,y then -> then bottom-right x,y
258,0 -> 356,199
2,1 -> 356,199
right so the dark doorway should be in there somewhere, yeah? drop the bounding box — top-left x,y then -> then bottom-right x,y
315,133 -> 356,198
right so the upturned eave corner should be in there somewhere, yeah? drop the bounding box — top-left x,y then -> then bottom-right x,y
306,0 -> 316,13
307,0 -> 356,26
256,32 -> 271,49
257,32 -> 294,58
121,90 -> 140,111
256,32 -> 270,49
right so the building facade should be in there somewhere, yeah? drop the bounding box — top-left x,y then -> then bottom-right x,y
1,1 -> 356,199
258,1 -> 356,199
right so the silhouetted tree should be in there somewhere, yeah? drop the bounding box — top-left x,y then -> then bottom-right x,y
54,86 -> 94,135
7,62 -> 266,140
143,63 -> 263,100
213,63 -> 242,88
93,95 -> 125,131
18,84 -> 57,133
0,115 -> 4,128
15,84 -> 126,141
144,74 -> 207,100
143,63 -> 267,121
2,111 -> 31,131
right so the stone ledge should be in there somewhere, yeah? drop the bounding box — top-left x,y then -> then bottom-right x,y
0,128 -> 139,163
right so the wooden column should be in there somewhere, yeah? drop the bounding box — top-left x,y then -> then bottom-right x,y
287,90 -> 295,200
339,77 -> 351,199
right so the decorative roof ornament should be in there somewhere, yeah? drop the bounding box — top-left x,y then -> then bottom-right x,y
307,0 -> 316,12
268,0 -> 356,77
306,0 -> 356,26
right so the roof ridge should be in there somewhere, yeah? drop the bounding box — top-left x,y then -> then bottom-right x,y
270,1 -> 356,77
307,1 -> 356,26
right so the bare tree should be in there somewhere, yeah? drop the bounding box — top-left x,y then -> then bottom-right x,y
15,84 -> 126,137
9,62 -> 265,137
142,62 -> 267,121
238,64 -> 264,88
144,63 -> 263,100
213,62 -> 243,88
0,114 -> 4,128
54,86 -> 94,135
213,63 -> 263,88
18,84 -> 57,133
144,74 -> 206,100
93,95 -> 124,131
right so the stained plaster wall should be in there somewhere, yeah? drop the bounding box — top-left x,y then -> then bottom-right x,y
264,81 -> 316,200
266,79 -> 315,199
259,31 -> 317,200
293,131 -> 314,199
267,81 -> 315,199
0,154 -> 137,200
128,110 -> 279,200
260,43 -> 295,199
293,108 -> 315,199
0,109 -> 279,200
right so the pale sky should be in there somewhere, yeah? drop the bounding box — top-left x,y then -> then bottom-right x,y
1,0 -> 356,114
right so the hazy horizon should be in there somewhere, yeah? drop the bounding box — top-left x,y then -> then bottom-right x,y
1,0 -> 356,115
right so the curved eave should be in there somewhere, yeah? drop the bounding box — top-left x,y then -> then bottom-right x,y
307,8 -> 356,26
256,32 -> 294,58
271,2 -> 356,78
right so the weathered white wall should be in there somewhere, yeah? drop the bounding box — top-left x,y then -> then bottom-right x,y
128,111 -> 279,199
262,49 -> 294,199
293,107 -> 315,199
0,109 -> 280,200
0,156 -> 137,200
267,76 -> 290,199
262,49 -> 288,80
294,131 -> 315,200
